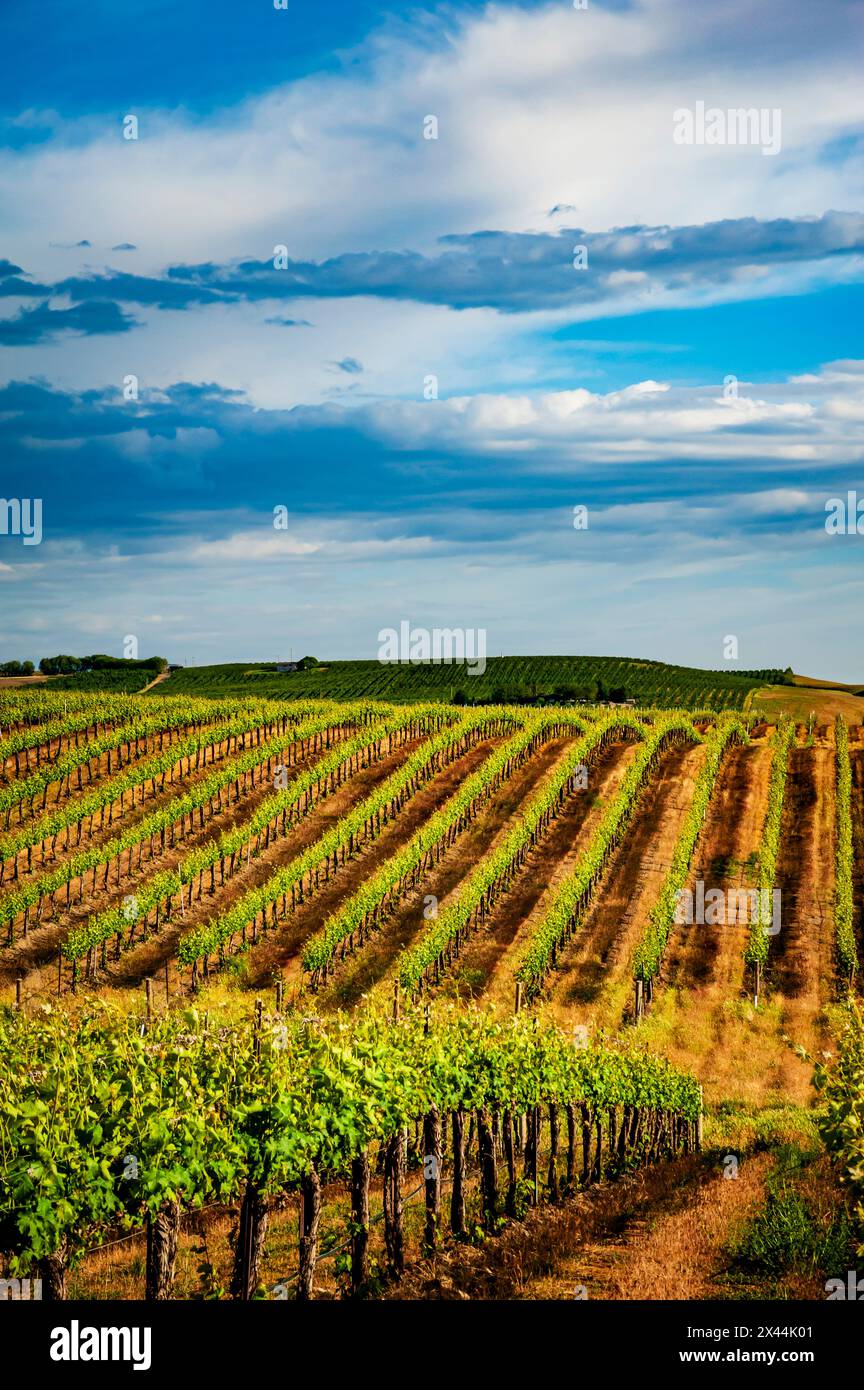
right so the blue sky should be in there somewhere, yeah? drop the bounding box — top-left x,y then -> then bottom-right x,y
1,0 -> 863,676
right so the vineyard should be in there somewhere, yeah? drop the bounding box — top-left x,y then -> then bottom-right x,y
152,656 -> 788,709
1,686 -> 862,1302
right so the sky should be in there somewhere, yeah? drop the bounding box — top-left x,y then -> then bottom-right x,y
1,0 -> 863,677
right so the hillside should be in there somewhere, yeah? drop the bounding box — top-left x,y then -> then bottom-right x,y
152,656 -> 787,710
1,687 -> 860,1308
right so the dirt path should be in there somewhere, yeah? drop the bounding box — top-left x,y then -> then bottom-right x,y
662,741 -> 770,997
773,744 -> 836,1053
638,741 -> 834,1110
524,1153 -> 773,1300
139,671 -> 171,694
545,741 -> 707,1033
390,1150 -> 784,1301
849,748 -> 864,967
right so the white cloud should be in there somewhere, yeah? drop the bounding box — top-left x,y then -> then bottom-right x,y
1,0 -> 861,281
348,361 -> 864,467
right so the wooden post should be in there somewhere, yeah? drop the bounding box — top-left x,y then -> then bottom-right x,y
392,981 -> 400,1023
145,978 -> 152,1027
547,1103 -> 560,1202
503,1111 -> 518,1215
15,974 -> 22,1011
231,1183 -> 270,1301
515,981 -> 523,1014
350,1153 -> 370,1296
164,958 -> 169,1002
297,1167 -> 321,1301
383,1131 -> 405,1278
423,1107 -> 442,1251
450,1110 -> 466,1236
581,1103 -> 592,1183
566,1103 -> 577,1191
634,978 -> 643,1021
276,980 -> 284,1013
696,1085 -> 704,1152
477,1107 -> 498,1229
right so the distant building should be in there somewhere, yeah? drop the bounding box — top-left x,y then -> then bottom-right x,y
276,661 -> 300,674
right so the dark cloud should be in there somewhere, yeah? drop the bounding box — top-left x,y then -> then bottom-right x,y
111,243 -> 138,251
4,213 -> 861,321
56,271 -> 228,309
264,315 -> 312,327
0,299 -> 138,345
83,211 -> 864,314
0,260 -> 50,297
332,357 -> 364,373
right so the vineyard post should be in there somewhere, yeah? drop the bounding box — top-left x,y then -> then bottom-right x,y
503,1112 -> 517,1215
423,1107 -> 442,1251
383,1132 -> 406,1277
164,958 -> 169,1002
145,978 -> 152,1028
451,1110 -> 466,1236
350,1153 -> 371,1295
297,1167 -> 321,1301
393,980 -> 400,1023
515,981 -> 523,1015
696,1086 -> 703,1152
477,1107 -> 498,1229
15,972 -> 22,1010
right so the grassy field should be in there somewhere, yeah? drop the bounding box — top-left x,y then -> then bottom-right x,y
752,674 -> 864,725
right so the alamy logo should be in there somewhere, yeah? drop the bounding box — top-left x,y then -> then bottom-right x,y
673,102 -> 782,156
825,1272 -> 864,1300
0,1277 -> 42,1300
378,621 -> 487,676
49,1321 -> 152,1371
825,493 -> 864,535
0,497 -> 42,545
675,882 -> 781,935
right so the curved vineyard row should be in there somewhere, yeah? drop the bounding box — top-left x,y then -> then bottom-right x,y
0,699 -> 324,826
61,705 -> 458,976
300,711 -> 593,985
0,699 -> 202,777
396,713 -> 646,996
0,708 -> 365,947
743,717 -> 796,994
515,714 -> 699,998
631,715 -> 750,997
176,706 -> 528,975
0,701 -> 337,874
